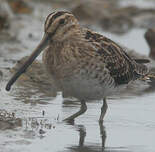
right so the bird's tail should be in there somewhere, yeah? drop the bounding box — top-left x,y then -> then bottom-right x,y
134,58 -> 155,82
140,73 -> 155,82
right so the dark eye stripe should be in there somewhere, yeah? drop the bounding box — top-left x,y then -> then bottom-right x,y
45,11 -> 71,31
44,12 -> 55,29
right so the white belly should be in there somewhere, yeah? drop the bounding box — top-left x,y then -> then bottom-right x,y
56,75 -> 116,101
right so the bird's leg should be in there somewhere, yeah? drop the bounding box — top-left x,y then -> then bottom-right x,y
63,100 -> 87,122
99,98 -> 108,123
99,122 -> 106,148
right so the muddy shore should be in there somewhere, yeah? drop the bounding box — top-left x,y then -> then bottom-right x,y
1,0 -> 155,152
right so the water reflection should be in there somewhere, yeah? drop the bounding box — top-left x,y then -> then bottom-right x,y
65,121 -> 106,152
64,121 -> 131,152
62,98 -> 132,152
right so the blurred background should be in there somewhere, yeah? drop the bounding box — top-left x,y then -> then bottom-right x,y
1,0 -> 155,152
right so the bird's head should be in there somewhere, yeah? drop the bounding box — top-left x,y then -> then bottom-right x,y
44,11 -> 80,41
6,11 -> 79,91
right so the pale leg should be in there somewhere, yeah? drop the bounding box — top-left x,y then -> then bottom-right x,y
63,100 -> 87,122
99,98 -> 108,123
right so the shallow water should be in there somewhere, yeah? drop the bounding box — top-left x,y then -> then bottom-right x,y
1,1 -> 155,152
1,83 -> 155,152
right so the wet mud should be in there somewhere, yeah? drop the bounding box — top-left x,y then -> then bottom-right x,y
1,0 -> 155,152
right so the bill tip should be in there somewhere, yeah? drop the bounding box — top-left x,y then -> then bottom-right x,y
5,85 -> 11,91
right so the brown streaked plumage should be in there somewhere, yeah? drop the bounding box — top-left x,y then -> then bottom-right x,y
6,11 -> 150,123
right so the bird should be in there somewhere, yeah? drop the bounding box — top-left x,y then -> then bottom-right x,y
6,11 -> 150,123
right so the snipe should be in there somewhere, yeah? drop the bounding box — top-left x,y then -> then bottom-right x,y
6,11 -> 150,123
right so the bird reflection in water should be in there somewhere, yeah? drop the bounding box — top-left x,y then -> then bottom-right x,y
65,121 -> 106,152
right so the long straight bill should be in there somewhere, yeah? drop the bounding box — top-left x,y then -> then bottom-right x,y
6,34 -> 51,91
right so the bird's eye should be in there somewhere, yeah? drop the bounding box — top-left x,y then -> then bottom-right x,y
59,19 -> 65,25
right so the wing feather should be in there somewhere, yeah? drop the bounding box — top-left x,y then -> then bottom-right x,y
84,29 -> 149,85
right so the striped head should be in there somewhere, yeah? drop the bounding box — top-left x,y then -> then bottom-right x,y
6,11 -> 80,91
44,11 -> 80,41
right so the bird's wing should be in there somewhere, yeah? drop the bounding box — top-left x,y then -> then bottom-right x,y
84,29 -> 149,85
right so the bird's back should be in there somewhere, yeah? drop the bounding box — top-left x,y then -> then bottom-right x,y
83,29 -> 149,86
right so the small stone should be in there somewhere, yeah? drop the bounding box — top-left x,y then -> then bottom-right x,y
0,110 -> 22,130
